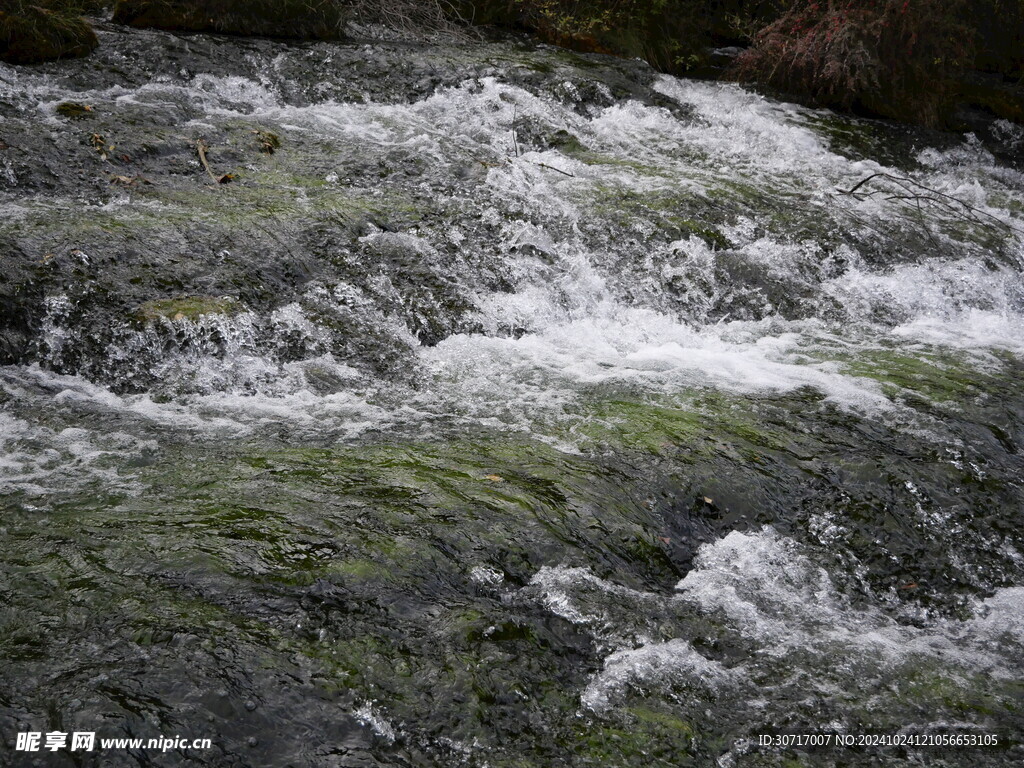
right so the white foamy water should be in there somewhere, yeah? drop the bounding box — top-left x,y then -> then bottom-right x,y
580,638 -> 736,712
0,362 -> 393,444
526,529 -> 1024,718
0,408 -> 152,496
353,701 -> 397,745
2,43 -> 1022,503
4,64 -> 1022,425
2,31 -> 1022,766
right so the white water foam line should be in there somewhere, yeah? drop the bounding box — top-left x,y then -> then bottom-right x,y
581,638 -> 736,712
0,408 -> 151,497
0,362 -> 392,443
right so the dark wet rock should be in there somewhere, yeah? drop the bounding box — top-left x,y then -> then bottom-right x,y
513,115 -> 585,153
955,70 -> 1024,126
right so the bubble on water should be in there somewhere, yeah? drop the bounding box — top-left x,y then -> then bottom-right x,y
581,638 -> 737,712
353,701 -> 396,744
469,565 -> 504,587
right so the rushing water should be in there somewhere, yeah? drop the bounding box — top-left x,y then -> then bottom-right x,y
1,21 -> 1023,768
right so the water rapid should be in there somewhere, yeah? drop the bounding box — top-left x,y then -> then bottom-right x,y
1,22 -> 1023,767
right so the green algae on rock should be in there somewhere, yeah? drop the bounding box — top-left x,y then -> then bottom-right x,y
135,296 -> 243,322
55,100 -> 95,119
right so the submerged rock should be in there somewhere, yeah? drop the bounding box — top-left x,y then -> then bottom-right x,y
956,71 -> 1024,125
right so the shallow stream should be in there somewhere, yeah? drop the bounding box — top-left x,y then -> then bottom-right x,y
1,21 -> 1023,767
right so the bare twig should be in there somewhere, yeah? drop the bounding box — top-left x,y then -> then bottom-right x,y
345,0 -> 480,40
528,161 -> 575,177
838,171 -> 1024,237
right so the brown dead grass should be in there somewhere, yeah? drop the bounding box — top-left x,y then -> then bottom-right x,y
1,2 -> 99,64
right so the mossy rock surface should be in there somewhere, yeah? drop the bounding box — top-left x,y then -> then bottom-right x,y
0,5 -> 98,64
55,101 -> 95,119
135,295 -> 242,322
112,0 -> 346,39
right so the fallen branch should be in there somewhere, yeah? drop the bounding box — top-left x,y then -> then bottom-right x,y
838,172 -> 1024,238
528,161 -> 575,178
196,139 -> 218,183
475,154 -> 576,178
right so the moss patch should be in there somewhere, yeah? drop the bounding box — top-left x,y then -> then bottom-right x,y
813,344 -> 1009,407
56,101 -> 95,119
135,295 -> 242,322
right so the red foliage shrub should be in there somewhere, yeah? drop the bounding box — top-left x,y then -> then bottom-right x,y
730,0 -> 973,126
462,1 -> 790,72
